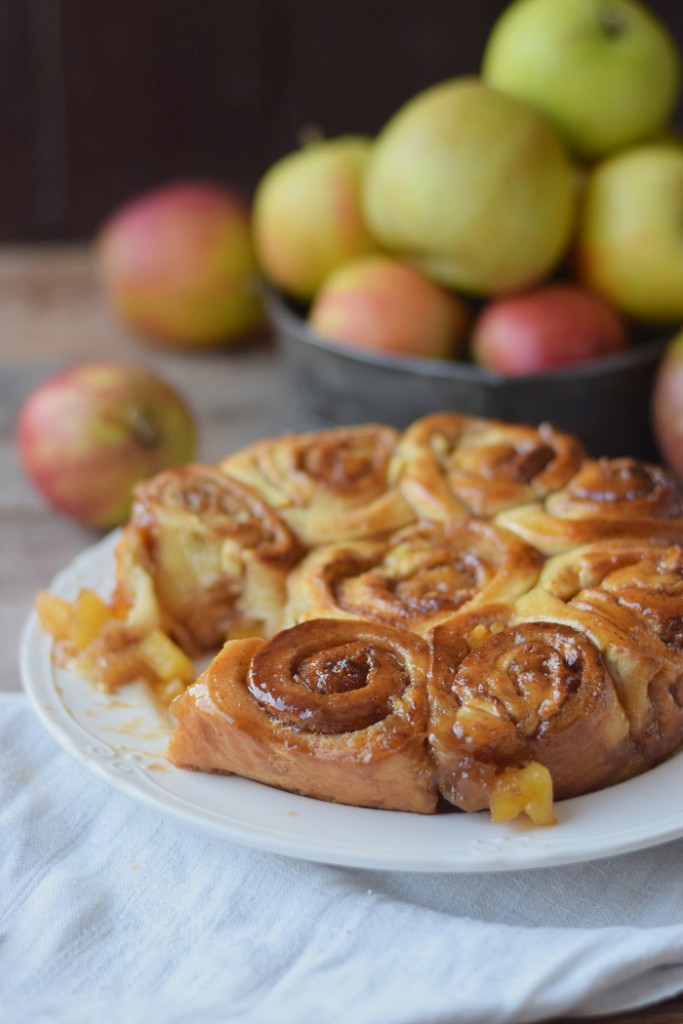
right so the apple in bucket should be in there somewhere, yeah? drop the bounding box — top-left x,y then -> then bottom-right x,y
17,362 -> 197,529
308,256 -> 470,359
362,78 -> 576,296
472,284 -> 629,375
575,144 -> 683,324
253,136 -> 379,302
482,0 -> 680,160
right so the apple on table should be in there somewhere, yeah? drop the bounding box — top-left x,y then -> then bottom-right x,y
652,331 -> 683,480
99,182 -> 263,350
17,362 -> 197,529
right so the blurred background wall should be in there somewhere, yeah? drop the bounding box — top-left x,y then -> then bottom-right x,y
2,0 -> 683,240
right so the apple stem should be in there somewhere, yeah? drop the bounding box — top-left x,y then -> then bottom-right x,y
599,4 -> 627,38
127,406 -> 161,449
298,123 -> 325,147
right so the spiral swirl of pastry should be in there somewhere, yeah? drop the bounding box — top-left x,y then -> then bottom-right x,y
167,618 -> 437,812
116,464 -> 302,651
246,618 -> 425,734
537,537 -> 680,601
498,458 -> 683,554
428,618 -> 634,812
220,424 -> 414,545
391,412 -> 585,520
285,519 -> 542,635
514,542 -> 683,766
597,545 -> 683,656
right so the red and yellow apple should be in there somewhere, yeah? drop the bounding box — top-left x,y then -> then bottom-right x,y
253,136 -> 379,301
308,257 -> 470,360
363,78 -> 576,296
575,144 -> 683,324
652,331 -> 683,479
472,284 -> 629,375
17,362 -> 197,529
98,181 -> 262,349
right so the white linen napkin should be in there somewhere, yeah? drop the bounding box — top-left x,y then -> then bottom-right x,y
3,691 -> 683,1024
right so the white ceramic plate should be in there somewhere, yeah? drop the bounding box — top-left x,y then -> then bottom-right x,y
20,532 -> 683,873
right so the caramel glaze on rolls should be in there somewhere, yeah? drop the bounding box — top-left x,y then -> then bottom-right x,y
220,423 -> 414,546
498,457 -> 683,555
115,464 -> 302,654
428,613 -> 635,812
167,618 -> 437,813
391,412 -> 585,521
517,540 -> 683,767
37,409 -> 683,822
284,518 -> 542,636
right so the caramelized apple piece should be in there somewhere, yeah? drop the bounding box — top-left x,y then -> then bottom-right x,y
35,582 -> 196,706
35,590 -> 73,640
69,589 -> 115,650
137,630 -> 195,684
489,762 -> 557,826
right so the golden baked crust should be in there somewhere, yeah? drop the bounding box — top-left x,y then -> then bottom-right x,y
167,618 -> 437,813
37,411 -> 683,821
283,518 -> 542,634
498,457 -> 683,554
219,423 -> 414,545
428,617 -> 635,812
392,412 -> 586,520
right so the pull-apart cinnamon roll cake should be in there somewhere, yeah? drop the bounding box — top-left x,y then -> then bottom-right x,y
36,411 -> 683,823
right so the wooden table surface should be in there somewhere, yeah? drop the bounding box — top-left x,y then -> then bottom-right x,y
2,245 -> 683,1024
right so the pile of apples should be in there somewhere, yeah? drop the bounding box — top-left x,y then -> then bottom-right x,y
254,0 -> 683,388
16,0 -> 683,532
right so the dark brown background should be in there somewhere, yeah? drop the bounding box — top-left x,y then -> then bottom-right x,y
3,0 -> 683,240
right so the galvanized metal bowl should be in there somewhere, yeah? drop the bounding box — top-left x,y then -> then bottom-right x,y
266,285 -> 669,460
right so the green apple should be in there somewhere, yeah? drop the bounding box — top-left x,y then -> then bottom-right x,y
483,0 -> 680,160
575,143 -> 683,323
254,136 -> 379,301
363,78 -> 576,295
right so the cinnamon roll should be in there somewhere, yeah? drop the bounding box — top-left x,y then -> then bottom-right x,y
498,457 -> 683,554
392,412 -> 585,520
167,618 -> 437,812
428,616 -> 635,812
115,464 -> 302,653
284,519 -> 542,635
514,543 -> 683,767
220,424 -> 414,545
